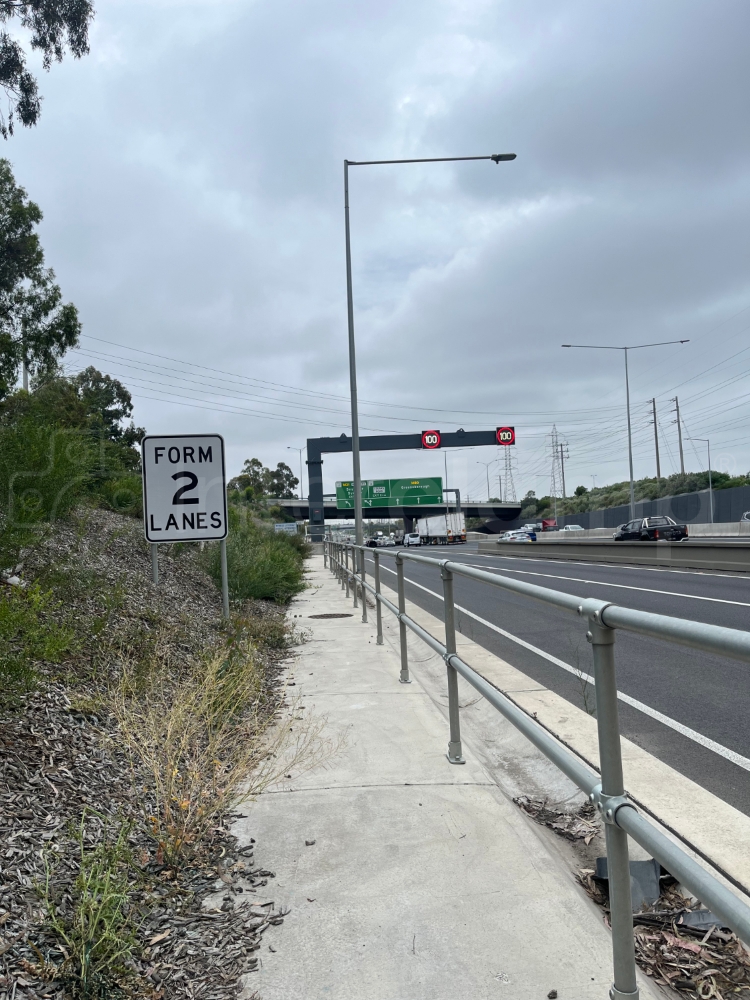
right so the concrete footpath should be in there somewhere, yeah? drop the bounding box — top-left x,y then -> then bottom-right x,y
236,556 -> 661,1000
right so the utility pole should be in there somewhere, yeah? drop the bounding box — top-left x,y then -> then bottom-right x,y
503,448 -> 517,502
550,425 -> 562,518
563,340 -> 689,519
672,396 -> 685,474
559,442 -> 567,499
651,399 -> 661,480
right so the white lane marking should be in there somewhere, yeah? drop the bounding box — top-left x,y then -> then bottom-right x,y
462,564 -> 750,608
470,550 -> 750,582
371,559 -> 750,773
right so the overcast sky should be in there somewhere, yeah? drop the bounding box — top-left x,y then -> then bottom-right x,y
10,0 -> 750,502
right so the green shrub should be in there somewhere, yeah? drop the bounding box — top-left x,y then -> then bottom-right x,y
96,474 -> 143,519
203,508 -> 308,603
0,418 -> 93,566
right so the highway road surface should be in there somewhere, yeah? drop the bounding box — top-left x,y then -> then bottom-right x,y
365,544 -> 750,816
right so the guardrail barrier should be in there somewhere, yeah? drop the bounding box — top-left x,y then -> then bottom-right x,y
324,538 -> 750,1000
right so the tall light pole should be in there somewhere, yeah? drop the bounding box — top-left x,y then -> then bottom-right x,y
287,446 -> 306,500
561,340 -> 689,519
476,460 -> 494,500
689,437 -> 713,524
345,152 -> 516,544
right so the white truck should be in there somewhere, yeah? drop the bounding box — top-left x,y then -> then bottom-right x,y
416,512 -> 466,545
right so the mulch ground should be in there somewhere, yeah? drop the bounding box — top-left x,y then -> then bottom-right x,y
514,795 -> 750,999
0,508 -> 296,999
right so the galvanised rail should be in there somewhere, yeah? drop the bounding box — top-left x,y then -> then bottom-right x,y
323,538 -> 750,1000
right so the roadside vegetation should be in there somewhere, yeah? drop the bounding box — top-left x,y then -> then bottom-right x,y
0,498 -> 327,997
0,168 -> 320,996
203,506 -> 310,604
519,469 -> 748,522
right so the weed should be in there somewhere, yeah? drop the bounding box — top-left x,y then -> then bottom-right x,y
226,608 -> 297,651
567,635 -> 596,717
0,583 -> 79,701
115,643 -> 338,864
41,811 -> 137,998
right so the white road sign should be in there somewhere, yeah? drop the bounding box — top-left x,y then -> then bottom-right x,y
142,434 -> 228,543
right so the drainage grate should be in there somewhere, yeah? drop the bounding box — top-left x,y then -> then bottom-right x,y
308,613 -> 354,619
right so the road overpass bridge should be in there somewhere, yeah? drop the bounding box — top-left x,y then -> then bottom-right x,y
270,498 -> 523,534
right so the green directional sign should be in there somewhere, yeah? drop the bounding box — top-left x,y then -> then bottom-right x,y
335,477 -> 443,509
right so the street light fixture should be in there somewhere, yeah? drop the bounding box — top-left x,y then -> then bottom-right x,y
287,446 -> 306,501
561,340 -> 689,519
688,437 -> 713,524
345,152 -> 517,544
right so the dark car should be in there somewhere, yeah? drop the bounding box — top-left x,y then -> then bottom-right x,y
613,516 -> 688,541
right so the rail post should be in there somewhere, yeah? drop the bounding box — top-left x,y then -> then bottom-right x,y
587,605 -> 639,1000
352,546 -> 359,609
373,551 -> 383,645
323,539 -> 327,568
359,547 -> 367,623
396,552 -> 411,683
441,563 -> 465,764
345,545 -> 350,598
150,543 -> 158,586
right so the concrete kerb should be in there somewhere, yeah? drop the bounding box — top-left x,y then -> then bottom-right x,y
235,555 -> 663,1000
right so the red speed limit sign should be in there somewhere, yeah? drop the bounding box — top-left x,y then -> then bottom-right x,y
421,429 -> 441,449
496,426 -> 515,446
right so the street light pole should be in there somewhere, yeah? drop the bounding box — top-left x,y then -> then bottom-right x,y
562,340 -> 689,520
344,152 -> 516,544
476,460 -> 493,500
689,437 -> 713,524
287,446 -> 306,500
623,347 -> 635,515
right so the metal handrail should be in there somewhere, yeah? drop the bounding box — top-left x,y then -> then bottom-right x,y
324,537 -> 750,1000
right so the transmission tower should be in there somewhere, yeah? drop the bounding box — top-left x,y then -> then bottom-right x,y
502,448 -> 517,502
549,426 -> 568,516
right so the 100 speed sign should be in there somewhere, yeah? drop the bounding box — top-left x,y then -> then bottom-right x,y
141,434 -> 228,542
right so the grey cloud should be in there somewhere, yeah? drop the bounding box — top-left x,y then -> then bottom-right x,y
8,0 -> 750,494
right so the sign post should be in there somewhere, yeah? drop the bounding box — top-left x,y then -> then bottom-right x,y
141,434 -> 229,617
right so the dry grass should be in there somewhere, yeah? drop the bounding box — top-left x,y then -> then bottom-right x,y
114,640 -> 338,864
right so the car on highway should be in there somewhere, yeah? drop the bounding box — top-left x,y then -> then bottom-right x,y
742,512 -> 750,522
613,516 -> 688,541
561,524 -> 585,532
403,532 -> 421,546
498,530 -> 533,543
365,538 -> 379,548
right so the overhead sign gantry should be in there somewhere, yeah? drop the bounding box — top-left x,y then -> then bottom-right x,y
306,427 -> 515,539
